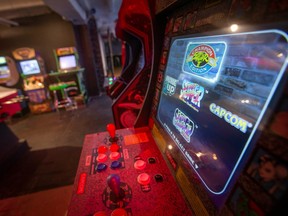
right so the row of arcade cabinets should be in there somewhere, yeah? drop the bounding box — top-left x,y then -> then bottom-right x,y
68,0 -> 288,216
0,46 -> 85,115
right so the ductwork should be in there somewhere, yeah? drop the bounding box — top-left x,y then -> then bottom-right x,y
0,0 -> 45,11
0,0 -> 121,35
43,0 -> 87,25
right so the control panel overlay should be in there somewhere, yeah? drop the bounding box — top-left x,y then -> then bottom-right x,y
68,127 -> 192,216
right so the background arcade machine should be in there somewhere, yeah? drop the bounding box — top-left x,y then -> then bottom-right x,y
106,0 -> 154,129
67,1 -> 288,216
48,47 -> 86,111
0,56 -> 20,88
0,56 -> 29,172
12,47 -> 52,114
0,55 -> 28,121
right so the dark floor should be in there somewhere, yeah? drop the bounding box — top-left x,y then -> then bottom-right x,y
9,95 -> 114,151
0,93 -> 115,216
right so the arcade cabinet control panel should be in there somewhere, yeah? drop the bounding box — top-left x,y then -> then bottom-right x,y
67,124 -> 192,216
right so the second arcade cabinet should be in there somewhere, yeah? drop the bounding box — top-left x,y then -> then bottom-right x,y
48,47 -> 86,110
12,47 -> 52,114
107,0 -> 154,129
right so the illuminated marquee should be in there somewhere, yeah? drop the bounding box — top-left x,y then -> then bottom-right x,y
209,103 -> 253,133
182,42 -> 226,82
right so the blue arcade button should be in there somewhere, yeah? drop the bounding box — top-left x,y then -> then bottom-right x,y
96,163 -> 107,172
110,161 -> 122,169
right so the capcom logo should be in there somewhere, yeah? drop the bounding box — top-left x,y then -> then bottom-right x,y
209,103 -> 253,133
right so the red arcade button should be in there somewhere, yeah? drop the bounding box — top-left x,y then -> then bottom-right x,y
137,173 -> 151,185
98,146 -> 108,154
111,208 -> 128,216
93,211 -> 107,216
134,159 -> 146,170
96,153 -> 108,162
109,152 -> 120,160
110,143 -> 120,152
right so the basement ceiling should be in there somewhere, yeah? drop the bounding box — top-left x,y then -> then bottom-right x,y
0,0 -> 122,35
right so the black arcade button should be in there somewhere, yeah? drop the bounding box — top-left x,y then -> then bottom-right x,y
154,174 -> 163,182
148,157 -> 156,164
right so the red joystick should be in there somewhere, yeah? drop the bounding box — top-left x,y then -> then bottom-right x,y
107,123 -> 118,142
107,174 -> 124,202
107,123 -> 116,138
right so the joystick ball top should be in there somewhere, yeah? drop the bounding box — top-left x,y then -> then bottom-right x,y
107,123 -> 116,138
107,174 -> 121,198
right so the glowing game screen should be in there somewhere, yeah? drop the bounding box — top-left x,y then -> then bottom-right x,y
0,57 -> 10,79
59,55 -> 77,70
19,59 -> 41,75
0,57 -> 6,64
156,30 -> 288,206
0,66 -> 10,79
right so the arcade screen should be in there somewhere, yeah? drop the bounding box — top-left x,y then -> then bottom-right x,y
156,29 -> 288,207
19,59 -> 41,75
59,55 -> 77,70
0,57 -> 10,79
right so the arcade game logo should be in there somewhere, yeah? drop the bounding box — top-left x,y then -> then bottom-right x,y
173,108 -> 194,142
179,80 -> 204,112
209,103 -> 253,133
163,75 -> 177,96
183,43 -> 226,82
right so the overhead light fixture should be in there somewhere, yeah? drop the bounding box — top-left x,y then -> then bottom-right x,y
230,24 -> 238,32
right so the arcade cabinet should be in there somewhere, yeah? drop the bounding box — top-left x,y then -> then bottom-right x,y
48,47 -> 86,110
0,56 -> 27,120
107,0 -> 154,129
67,1 -> 288,215
0,56 -> 20,88
0,56 -> 29,172
12,47 -> 52,114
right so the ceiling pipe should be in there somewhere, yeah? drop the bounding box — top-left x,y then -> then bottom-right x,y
0,17 -> 19,26
0,0 -> 45,12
